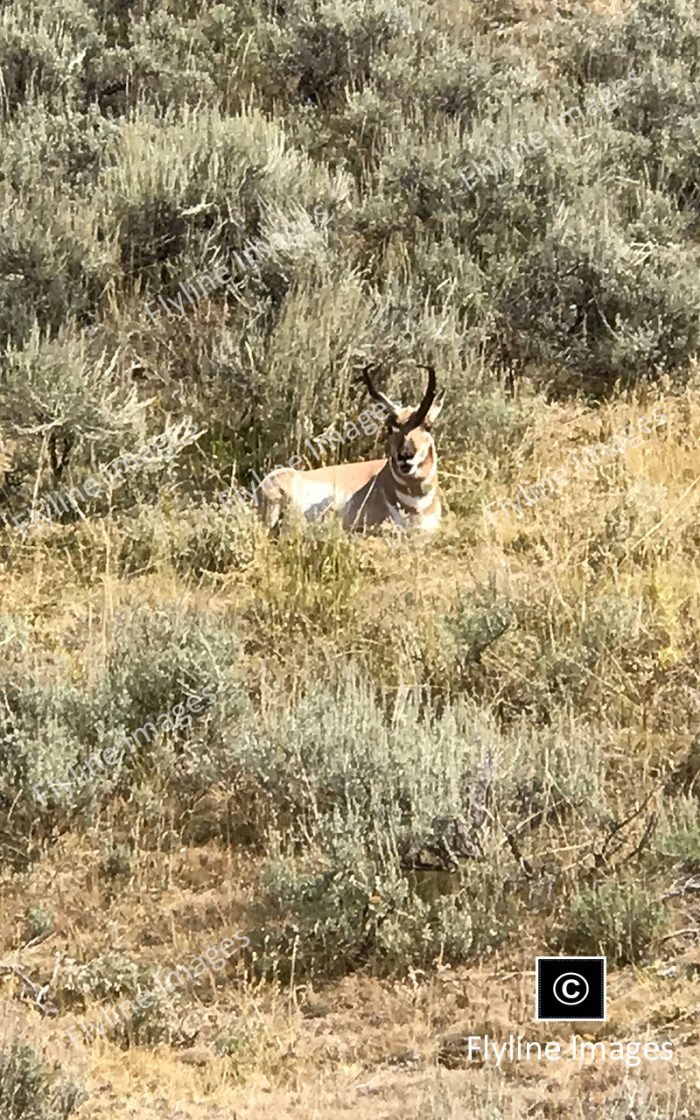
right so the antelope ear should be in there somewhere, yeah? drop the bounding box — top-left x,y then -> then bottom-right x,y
426,393 -> 445,425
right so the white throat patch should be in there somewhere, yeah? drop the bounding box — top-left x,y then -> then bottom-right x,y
395,488 -> 436,512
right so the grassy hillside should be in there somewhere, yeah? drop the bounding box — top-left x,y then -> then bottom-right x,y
1,0 -> 700,1116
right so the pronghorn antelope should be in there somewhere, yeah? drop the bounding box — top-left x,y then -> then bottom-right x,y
256,365 -> 444,533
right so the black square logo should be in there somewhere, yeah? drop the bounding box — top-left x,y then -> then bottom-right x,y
535,957 -> 606,1021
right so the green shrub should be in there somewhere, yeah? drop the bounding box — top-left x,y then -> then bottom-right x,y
0,1 -> 104,114
258,835 -> 483,979
0,208 -> 110,351
563,881 -> 667,965
0,601 -> 247,824
579,592 -> 644,665
22,905 -> 53,943
440,588 -> 513,667
0,673 -> 105,821
60,951 -> 143,1008
98,601 -> 250,799
263,0 -> 406,109
0,1041 -> 85,1120
656,797 -> 700,871
546,0 -> 700,85
103,601 -> 243,727
124,987 -> 174,1047
500,197 -> 700,382
222,671 -> 608,977
1,328 -> 146,474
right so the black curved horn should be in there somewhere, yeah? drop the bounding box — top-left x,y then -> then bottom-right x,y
361,364 -> 399,419
402,364 -> 437,432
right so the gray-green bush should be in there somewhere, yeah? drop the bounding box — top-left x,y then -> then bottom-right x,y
2,0 -> 699,531
0,1041 -> 84,1120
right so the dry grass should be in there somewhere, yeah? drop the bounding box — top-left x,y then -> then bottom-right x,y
1,838 -> 699,1120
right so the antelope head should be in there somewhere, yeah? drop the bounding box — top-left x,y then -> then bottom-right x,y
362,362 -> 444,479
